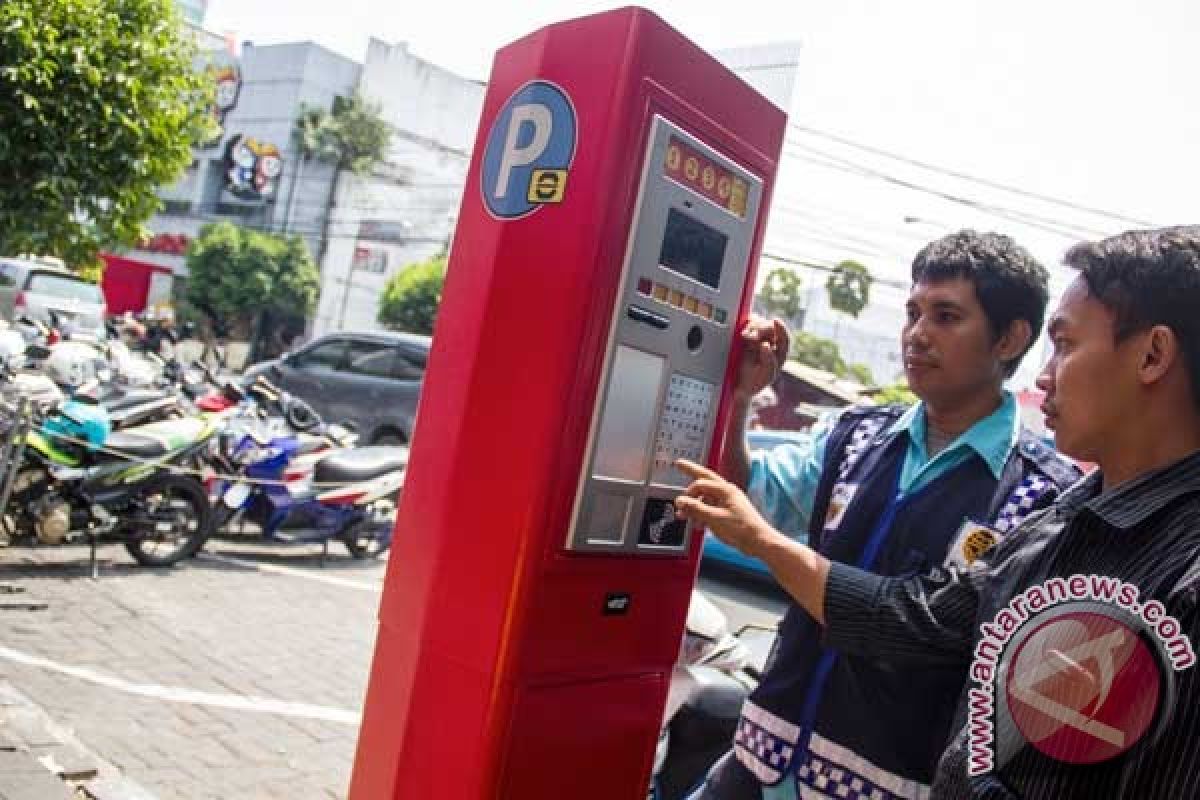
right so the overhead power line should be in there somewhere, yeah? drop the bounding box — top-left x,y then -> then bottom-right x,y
785,144 -> 1110,240
787,122 -> 1156,229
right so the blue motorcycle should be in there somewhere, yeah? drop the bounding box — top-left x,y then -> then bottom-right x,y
207,406 -> 406,559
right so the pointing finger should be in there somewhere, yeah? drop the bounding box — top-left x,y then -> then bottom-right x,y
675,459 -> 719,481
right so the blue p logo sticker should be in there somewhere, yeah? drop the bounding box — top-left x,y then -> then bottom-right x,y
481,81 -> 577,219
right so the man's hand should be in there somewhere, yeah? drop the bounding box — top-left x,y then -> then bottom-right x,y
673,459 -> 778,557
734,316 -> 790,400
675,458 -> 832,626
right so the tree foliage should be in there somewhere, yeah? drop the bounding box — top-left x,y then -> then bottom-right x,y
874,380 -> 918,406
845,362 -> 874,387
790,330 -> 874,385
0,0 -> 211,272
298,92 -> 391,174
791,331 -> 846,375
378,255 -> 447,335
826,260 -> 874,319
185,222 -> 319,337
757,267 -> 804,320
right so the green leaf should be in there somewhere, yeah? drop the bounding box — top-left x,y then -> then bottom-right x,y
378,254 -> 447,334
0,0 -> 205,268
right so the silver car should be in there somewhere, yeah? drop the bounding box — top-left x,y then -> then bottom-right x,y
244,331 -> 432,445
0,257 -> 107,339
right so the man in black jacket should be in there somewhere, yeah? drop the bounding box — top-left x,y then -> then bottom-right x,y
678,226 -> 1200,799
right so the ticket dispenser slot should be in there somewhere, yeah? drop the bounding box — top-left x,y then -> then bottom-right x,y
568,117 -> 762,554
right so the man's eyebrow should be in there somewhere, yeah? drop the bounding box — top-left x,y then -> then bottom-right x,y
931,300 -> 965,312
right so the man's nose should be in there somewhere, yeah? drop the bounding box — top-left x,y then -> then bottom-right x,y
904,318 -> 930,348
1035,360 -> 1055,392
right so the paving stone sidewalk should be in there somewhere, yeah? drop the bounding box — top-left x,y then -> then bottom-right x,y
0,538 -> 388,800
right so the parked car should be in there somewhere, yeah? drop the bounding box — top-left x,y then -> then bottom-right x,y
0,256 -> 107,339
701,427 -> 813,577
242,330 -> 432,445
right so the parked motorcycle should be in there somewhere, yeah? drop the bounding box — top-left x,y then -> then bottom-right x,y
650,592 -> 773,800
208,401 -> 402,559
1,388 -> 219,570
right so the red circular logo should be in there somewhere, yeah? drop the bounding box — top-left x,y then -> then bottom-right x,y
1005,611 -> 1161,764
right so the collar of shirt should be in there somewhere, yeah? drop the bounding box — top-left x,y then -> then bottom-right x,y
888,391 -> 1020,483
1072,448 -> 1200,530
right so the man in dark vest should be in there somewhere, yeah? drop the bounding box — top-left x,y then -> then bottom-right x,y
690,230 -> 1081,800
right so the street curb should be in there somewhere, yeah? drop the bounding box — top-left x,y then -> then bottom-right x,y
0,681 -> 159,800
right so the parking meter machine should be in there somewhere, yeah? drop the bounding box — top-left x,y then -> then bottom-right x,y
350,8 -> 786,799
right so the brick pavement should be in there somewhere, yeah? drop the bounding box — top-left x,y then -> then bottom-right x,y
0,536 -> 388,800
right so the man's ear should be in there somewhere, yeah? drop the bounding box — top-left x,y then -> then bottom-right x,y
996,319 -> 1033,366
1138,325 -> 1179,386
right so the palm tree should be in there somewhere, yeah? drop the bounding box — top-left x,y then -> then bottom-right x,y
280,106 -> 331,235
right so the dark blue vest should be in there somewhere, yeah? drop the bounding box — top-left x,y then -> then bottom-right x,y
732,406 -> 1080,797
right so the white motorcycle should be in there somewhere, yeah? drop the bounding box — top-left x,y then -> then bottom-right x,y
650,592 -> 774,800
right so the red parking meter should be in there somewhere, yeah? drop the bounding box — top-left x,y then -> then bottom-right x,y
349,8 -> 786,799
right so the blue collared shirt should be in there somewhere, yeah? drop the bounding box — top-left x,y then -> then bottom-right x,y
747,393 -> 1021,541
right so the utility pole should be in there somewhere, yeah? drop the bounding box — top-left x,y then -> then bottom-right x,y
335,262 -> 355,331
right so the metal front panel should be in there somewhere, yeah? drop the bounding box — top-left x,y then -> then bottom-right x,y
567,116 -> 763,555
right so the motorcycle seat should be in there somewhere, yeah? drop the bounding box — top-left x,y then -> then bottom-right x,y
313,446 -> 407,484
105,389 -> 172,412
104,431 -> 171,459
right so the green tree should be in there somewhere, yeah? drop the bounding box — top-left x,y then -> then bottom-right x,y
789,331 -> 876,386
826,260 -> 874,319
874,380 -> 918,406
790,331 -> 847,375
757,267 -> 804,320
378,255 -> 447,335
185,222 -> 319,339
0,0 -> 211,274
279,106 -> 328,234
845,362 -> 875,387
295,93 -> 392,262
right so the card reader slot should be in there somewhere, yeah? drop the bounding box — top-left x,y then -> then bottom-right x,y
626,304 -> 670,330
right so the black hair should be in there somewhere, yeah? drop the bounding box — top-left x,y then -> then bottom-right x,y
911,230 -> 1050,377
1065,226 -> 1200,408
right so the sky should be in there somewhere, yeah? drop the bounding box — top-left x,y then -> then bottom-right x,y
204,0 -> 1200,385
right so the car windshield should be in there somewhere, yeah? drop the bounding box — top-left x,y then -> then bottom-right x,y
27,272 -> 105,303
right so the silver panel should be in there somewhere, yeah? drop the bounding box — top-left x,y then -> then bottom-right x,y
566,116 -> 763,555
592,346 -> 667,483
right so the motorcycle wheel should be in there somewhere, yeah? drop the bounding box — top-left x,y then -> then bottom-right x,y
338,516 -> 392,559
124,475 -> 213,567
4,466 -> 48,539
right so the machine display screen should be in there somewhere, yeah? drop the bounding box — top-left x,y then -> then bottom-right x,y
658,209 -> 725,289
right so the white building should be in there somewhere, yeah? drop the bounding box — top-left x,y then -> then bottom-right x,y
135,41 -> 360,281
312,41 -> 484,336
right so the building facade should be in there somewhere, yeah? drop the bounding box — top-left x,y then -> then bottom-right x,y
130,42 -> 360,283
311,41 -> 484,336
